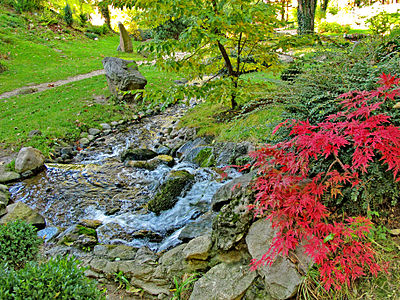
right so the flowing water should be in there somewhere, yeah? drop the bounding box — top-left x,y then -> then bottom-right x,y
9,105 -> 237,251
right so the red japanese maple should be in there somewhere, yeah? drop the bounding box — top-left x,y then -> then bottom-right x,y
249,73 -> 400,290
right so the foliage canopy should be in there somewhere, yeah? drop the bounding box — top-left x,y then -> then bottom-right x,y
113,0 -> 283,108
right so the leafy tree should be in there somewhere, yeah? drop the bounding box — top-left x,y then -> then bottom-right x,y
113,0 -> 283,109
297,0 -> 317,34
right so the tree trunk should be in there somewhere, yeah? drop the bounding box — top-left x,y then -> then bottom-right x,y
99,4 -> 112,31
321,0 -> 329,13
297,0 -> 317,35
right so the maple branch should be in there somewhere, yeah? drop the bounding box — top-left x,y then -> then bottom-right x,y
334,153 -> 347,170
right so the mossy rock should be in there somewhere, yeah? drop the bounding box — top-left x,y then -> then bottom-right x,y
120,147 -> 157,162
148,170 -> 195,215
194,147 -> 215,168
58,224 -> 98,249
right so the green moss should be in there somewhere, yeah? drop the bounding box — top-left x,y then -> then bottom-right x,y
194,147 -> 215,167
76,225 -> 97,237
148,170 -> 195,215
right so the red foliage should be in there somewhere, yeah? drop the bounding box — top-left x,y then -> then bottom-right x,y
249,73 -> 400,290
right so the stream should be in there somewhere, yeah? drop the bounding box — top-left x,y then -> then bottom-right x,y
8,104 -> 238,252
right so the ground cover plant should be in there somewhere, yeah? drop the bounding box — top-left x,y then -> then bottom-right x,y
246,73 -> 400,293
0,220 -> 42,269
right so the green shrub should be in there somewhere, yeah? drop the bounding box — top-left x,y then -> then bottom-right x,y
327,6 -> 339,15
39,8 -> 59,26
86,24 -> 108,36
64,3 -> 73,27
0,256 -> 105,299
0,220 -> 42,269
11,0 -> 42,13
366,11 -> 400,36
318,21 -> 350,34
79,13 -> 88,26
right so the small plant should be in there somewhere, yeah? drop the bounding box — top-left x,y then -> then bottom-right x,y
64,3 -> 73,27
0,256 -> 104,299
172,274 -> 199,300
12,0 -> 42,13
4,160 -> 15,172
248,73 -> 400,291
0,220 -> 42,269
318,22 -> 350,34
113,271 -> 131,291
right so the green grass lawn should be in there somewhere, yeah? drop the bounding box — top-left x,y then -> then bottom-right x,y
0,8 -> 143,93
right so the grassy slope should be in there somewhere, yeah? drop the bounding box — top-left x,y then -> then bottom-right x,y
0,6 -> 179,155
0,7 -> 143,93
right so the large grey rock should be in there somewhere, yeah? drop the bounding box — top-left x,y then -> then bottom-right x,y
118,22 -> 133,53
93,244 -> 138,260
212,172 -> 254,212
148,170 -> 194,215
0,184 -> 10,216
246,218 -> 311,300
14,147 -> 45,174
102,57 -> 147,102
179,211 -> 215,242
126,155 -> 174,170
183,234 -> 212,261
214,141 -> 253,166
0,202 -> 46,229
0,170 -> 20,183
212,173 -> 255,251
189,263 -> 257,300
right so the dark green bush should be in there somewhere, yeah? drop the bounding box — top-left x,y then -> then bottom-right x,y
11,0 -> 42,13
0,220 -> 42,269
0,256 -> 105,299
280,62 -> 302,81
64,3 -> 73,27
0,61 -> 7,73
86,24 -> 108,36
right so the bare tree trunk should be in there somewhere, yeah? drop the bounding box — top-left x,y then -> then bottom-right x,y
297,0 -> 317,35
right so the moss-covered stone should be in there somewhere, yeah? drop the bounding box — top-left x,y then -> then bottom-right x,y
120,147 -> 157,162
194,147 -> 215,167
148,170 -> 195,215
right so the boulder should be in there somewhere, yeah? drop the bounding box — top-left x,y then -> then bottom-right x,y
211,172 -> 254,212
211,173 -> 255,251
102,57 -> 147,102
120,147 -> 158,162
0,170 -> 20,183
179,211 -> 215,242
183,234 -> 212,261
193,147 -> 215,167
245,218 -> 312,300
148,170 -> 195,215
93,244 -> 138,260
57,224 -> 97,249
0,184 -> 10,216
14,147 -> 45,174
189,263 -> 257,300
0,202 -> 46,229
127,155 -> 174,170
118,22 -> 133,53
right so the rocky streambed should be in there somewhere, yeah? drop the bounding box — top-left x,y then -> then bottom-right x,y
0,102 -> 311,300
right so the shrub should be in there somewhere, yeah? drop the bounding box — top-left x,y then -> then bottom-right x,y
0,61 -> 7,73
0,220 -> 42,269
366,11 -> 400,36
64,3 -> 73,27
11,0 -> 42,13
86,24 -> 108,36
0,256 -> 104,299
318,22 -> 350,34
248,74 -> 399,290
79,13 -> 88,26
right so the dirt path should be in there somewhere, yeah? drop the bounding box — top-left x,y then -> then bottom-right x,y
0,69 -> 106,100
